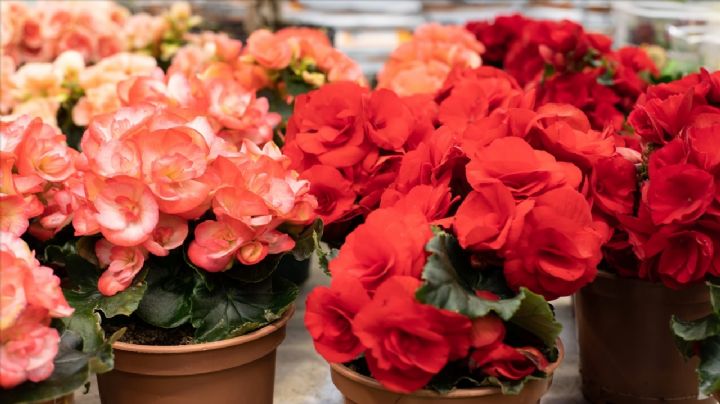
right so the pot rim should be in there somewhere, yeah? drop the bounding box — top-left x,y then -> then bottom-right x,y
331,338 -> 564,398
595,270 -> 711,291
111,305 -> 294,354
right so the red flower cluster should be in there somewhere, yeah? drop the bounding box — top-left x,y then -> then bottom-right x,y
597,70 -> 720,288
305,206 -> 550,393
465,15 -> 658,131
282,81 -> 436,243
438,69 -> 609,300
304,65 -> 607,393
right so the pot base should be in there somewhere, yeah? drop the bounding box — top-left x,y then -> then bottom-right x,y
98,306 -> 293,404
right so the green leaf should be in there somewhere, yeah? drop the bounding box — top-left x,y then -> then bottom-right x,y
190,275 -> 298,342
50,240 -> 147,318
136,263 -> 194,328
97,278 -> 148,318
281,67 -> 315,96
508,288 -> 562,348
0,332 -> 92,404
486,375 -> 544,395
415,232 -> 523,320
46,239 -> 147,317
597,71 -> 615,86
290,219 -> 323,261
59,310 -> 105,354
542,64 -> 555,79
709,283 -> 720,314
698,336 -> 720,395
672,315 -> 720,342
224,254 -> 283,283
314,231 -> 338,276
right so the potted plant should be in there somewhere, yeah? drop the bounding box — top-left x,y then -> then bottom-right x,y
0,117 -> 115,403
23,62 -> 320,402
575,68 -> 720,403
165,25 -> 365,285
673,282 -> 720,402
300,64 -> 611,402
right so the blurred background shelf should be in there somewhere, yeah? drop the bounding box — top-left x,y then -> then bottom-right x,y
120,0 -> 720,76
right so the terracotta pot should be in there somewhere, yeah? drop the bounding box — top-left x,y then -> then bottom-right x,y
97,306 -> 294,404
36,394 -> 74,404
330,339 -> 564,404
576,272 -> 712,404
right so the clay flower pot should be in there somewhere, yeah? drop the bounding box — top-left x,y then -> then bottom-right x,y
575,272 -> 712,404
97,306 -> 294,404
330,340 -> 564,404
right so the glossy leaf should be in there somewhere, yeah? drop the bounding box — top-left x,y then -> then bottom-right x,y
190,275 -> 298,342
48,241 -> 147,318
672,315 -> 720,342
698,336 -> 720,395
508,289 -> 562,348
136,262 -> 193,329
416,232 -> 523,320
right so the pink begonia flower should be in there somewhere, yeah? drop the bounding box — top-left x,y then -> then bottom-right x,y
246,29 -> 292,70
15,119 -> 76,182
1,56 -> 17,114
0,195 -> 43,237
236,241 -> 268,266
143,214 -> 189,256
95,239 -> 146,296
0,115 -> 33,155
72,53 -> 158,126
0,251 -> 27,331
24,264 -> 74,318
0,233 -> 73,387
259,229 -> 296,254
0,308 -> 60,389
188,217 -> 256,272
0,233 -> 73,319
135,126 -> 211,214
93,176 -> 159,247
80,103 -> 155,160
120,71 -> 200,110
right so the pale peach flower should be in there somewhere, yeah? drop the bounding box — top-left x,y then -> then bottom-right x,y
246,29 -> 292,70
0,55 -> 16,114
0,251 -> 27,331
93,176 -> 159,247
187,217 -> 255,272
0,233 -> 73,388
10,98 -> 61,128
95,238 -> 146,296
378,23 -> 484,96
0,308 -> 59,389
143,213 -> 188,256
72,53 -> 157,125
124,13 -> 168,51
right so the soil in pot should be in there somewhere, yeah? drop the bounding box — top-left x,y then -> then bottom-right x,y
330,339 -> 564,404
97,306 -> 294,404
576,272 -> 713,404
